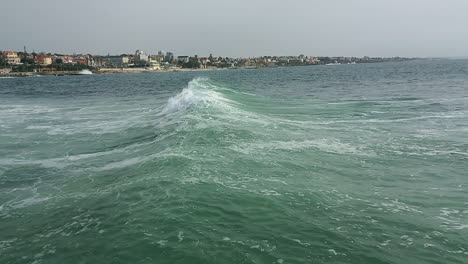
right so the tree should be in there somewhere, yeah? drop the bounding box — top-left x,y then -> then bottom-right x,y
21,57 -> 35,64
182,57 -> 201,68
0,54 -> 6,68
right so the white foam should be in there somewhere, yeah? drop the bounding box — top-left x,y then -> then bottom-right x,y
447,250 -> 465,254
0,239 -> 17,251
178,231 -> 184,242
4,196 -> 50,210
26,125 -> 53,130
98,157 -> 146,171
230,139 -> 372,156
380,240 -> 391,246
399,235 -> 414,246
262,189 -> 282,195
440,208 -> 460,216
93,149 -> 191,171
156,240 -> 168,246
161,77 -> 234,115
0,158 -> 65,169
380,199 -> 423,214
292,239 -> 311,246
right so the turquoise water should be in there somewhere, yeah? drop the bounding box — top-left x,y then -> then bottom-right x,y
0,60 -> 467,264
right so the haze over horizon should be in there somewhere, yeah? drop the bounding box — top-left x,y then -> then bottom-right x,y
2,0 -> 468,57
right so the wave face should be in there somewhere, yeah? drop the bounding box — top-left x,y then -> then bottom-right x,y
1,60 -> 468,264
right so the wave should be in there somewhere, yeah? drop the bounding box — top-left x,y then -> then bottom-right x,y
161,77 -> 235,115
157,77 -> 274,134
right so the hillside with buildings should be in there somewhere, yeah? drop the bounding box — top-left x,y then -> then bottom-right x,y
0,48 -> 418,76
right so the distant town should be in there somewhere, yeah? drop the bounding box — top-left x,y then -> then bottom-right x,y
0,47 -> 419,76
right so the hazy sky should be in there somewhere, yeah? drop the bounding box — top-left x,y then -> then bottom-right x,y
2,0 -> 468,57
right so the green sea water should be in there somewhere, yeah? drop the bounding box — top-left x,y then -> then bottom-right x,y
0,60 -> 467,264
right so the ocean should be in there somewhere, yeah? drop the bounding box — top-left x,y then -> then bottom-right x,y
0,60 -> 467,264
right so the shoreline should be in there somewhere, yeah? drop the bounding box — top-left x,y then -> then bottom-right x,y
0,67 -> 230,78
0,59 -> 424,78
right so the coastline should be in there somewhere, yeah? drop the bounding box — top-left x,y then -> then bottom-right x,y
0,67 -> 229,78
0,59 -> 423,78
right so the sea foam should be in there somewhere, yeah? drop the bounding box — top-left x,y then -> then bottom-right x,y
161,77 -> 234,115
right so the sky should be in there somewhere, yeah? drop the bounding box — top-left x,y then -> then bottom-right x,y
2,0 -> 468,57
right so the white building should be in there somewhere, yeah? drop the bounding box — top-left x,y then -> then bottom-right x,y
149,56 -> 160,70
108,56 -> 129,67
134,50 -> 149,65
2,51 -> 21,65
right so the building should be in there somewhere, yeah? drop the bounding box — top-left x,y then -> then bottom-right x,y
86,55 -> 98,67
59,56 -> 73,64
309,56 -> 319,64
35,54 -> 52,65
108,56 -> 129,67
165,52 -> 174,62
199,57 -> 210,69
153,55 -> 165,62
2,51 -> 21,65
177,56 -> 189,63
72,57 -> 88,65
148,56 -> 161,70
134,50 -> 149,65
278,57 -> 289,63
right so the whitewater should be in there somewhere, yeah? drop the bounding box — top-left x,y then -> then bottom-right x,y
0,60 -> 467,264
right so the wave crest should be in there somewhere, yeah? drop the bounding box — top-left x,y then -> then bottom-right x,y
161,77 -> 233,115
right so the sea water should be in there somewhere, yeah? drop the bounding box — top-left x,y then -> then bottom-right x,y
0,60 -> 467,263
